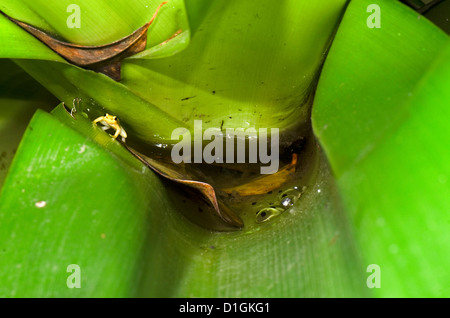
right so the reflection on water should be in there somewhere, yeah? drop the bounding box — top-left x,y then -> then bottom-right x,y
254,186 -> 306,223
152,127 -> 320,231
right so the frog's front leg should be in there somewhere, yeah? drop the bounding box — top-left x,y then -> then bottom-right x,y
112,126 -> 121,139
92,116 -> 105,125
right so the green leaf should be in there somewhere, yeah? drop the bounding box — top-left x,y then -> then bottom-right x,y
312,0 -> 450,297
0,0 -> 190,60
10,0 -> 449,298
3,0 -> 348,147
12,58 -> 190,145
0,59 -> 57,187
0,109 -> 181,297
122,0 -> 350,137
0,105 -> 367,296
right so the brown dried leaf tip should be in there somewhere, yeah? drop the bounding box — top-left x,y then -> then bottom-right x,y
125,145 -> 244,229
0,1 -> 168,81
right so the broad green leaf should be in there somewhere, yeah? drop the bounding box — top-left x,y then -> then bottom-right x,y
0,0 -> 190,59
313,0 -> 449,175
0,59 -> 57,187
12,58 -> 189,145
122,0 -> 349,137
3,0 -> 348,147
7,0 -> 448,299
0,105 -> 367,297
0,109 -> 181,297
312,0 -> 450,297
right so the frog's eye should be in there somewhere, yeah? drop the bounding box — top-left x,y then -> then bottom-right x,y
113,116 -> 117,120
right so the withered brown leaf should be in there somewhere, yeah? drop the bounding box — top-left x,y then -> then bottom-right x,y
221,154 -> 299,196
124,145 -> 244,229
0,2 -> 167,80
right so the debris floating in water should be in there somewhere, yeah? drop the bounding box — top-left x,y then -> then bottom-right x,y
255,186 -> 305,223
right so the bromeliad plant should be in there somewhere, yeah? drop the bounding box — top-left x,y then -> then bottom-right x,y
0,0 -> 449,297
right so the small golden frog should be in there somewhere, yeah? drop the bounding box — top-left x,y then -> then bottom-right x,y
93,114 -> 127,142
